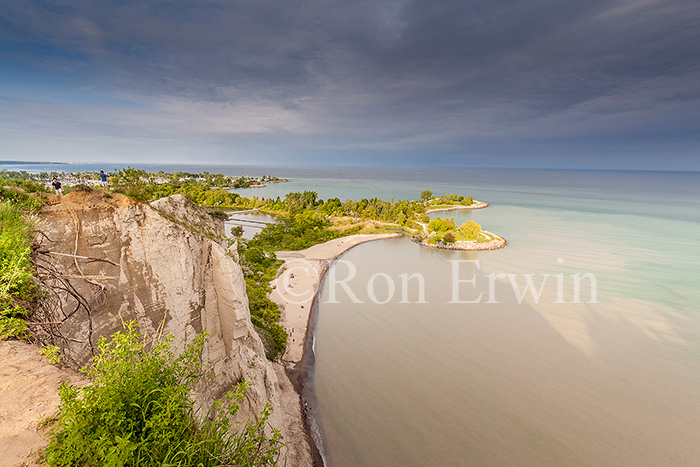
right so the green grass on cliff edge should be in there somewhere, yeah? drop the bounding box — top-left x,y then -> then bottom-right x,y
0,199 -> 37,340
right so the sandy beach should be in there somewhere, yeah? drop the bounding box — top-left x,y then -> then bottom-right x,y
270,233 -> 402,364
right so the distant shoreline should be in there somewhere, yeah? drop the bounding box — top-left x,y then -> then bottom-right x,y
0,161 -> 68,165
424,200 -> 489,213
243,180 -> 291,188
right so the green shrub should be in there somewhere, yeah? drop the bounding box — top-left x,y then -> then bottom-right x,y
110,167 -> 157,201
0,183 -> 42,211
0,200 -> 36,339
41,345 -> 62,365
239,240 -> 287,357
459,220 -> 481,240
428,217 -> 456,232
253,213 -> 339,251
43,321 -> 282,466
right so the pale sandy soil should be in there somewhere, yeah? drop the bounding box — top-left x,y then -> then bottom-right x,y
0,341 -> 86,467
270,233 -> 402,364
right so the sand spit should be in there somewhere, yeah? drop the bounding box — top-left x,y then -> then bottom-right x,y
270,233 -> 402,364
424,201 -> 488,213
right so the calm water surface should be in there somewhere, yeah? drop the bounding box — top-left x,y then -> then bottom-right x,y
306,169 -> 700,466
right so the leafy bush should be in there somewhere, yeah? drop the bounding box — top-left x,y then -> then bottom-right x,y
110,167 -> 157,201
428,217 -> 456,232
0,181 -> 43,211
43,321 -> 282,466
0,200 -> 36,340
41,345 -> 62,365
459,220 -> 481,240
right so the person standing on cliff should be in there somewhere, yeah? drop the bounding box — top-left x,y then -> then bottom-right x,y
52,178 -> 63,196
99,170 -> 108,187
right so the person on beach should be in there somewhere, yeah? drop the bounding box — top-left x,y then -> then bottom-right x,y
52,178 -> 63,196
99,171 -> 108,187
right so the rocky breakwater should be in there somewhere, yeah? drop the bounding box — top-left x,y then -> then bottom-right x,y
412,230 -> 507,250
34,189 -> 311,465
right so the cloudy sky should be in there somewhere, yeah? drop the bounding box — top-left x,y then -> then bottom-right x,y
1,0 -> 699,169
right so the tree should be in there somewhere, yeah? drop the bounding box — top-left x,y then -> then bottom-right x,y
459,220 -> 481,240
420,190 -> 433,201
428,217 -> 456,232
230,225 -> 244,237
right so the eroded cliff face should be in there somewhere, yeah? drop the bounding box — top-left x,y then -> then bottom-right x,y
34,189 -> 311,465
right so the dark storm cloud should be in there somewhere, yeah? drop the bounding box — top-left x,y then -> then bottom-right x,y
1,0 -> 699,167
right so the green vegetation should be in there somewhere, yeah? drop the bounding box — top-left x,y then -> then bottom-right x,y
426,193 -> 474,208
41,169 -> 479,245
237,242 -> 288,359
0,177 -> 47,211
2,167 -> 287,194
108,167 -> 288,204
43,321 -> 282,466
253,212 -> 341,251
41,344 -> 62,365
0,177 -> 286,463
230,225 -> 244,237
0,179 -> 44,340
425,217 -> 483,243
428,217 -> 457,233
458,220 -> 482,240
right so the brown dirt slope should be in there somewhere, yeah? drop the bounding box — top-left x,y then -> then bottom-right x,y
0,341 -> 86,467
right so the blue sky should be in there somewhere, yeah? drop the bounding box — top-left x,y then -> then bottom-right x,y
1,1 -> 699,169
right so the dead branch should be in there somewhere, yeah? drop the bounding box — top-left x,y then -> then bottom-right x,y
42,251 -> 119,267
59,274 -> 118,280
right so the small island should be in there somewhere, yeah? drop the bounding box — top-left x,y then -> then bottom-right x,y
408,190 -> 506,250
422,191 -> 489,213
412,217 -> 507,250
